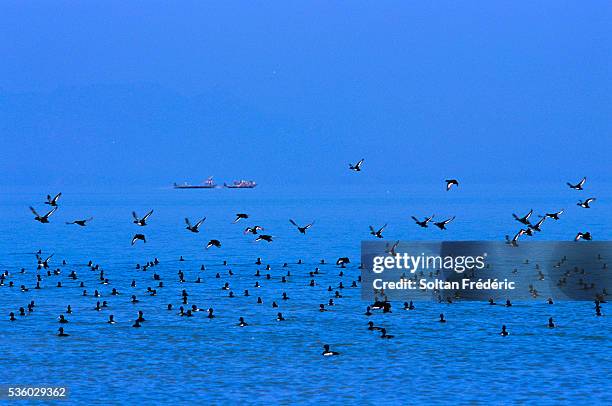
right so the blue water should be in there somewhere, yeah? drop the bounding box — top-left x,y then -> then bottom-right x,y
1,184 -> 610,404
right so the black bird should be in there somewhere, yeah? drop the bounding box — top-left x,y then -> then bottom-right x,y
45,192 -> 62,206
445,179 -> 459,191
512,209 -> 533,226
234,213 -> 249,223
411,215 -> 434,228
545,210 -> 564,220
567,177 -> 586,190
244,226 -> 263,235
66,217 -> 93,227
530,216 -> 546,232
500,325 -> 509,336
507,229 -> 527,246
575,232 -> 592,241
206,239 -> 221,249
36,254 -> 53,269
57,327 -> 69,337
238,317 -> 248,327
185,217 -> 206,233
336,257 -> 350,266
369,224 -> 387,238
577,198 -> 595,209
131,234 -> 146,245
349,158 -> 364,172
289,219 -> 314,234
132,210 -> 153,226
322,344 -> 340,356
30,206 -> 57,223
434,216 -> 455,230
380,328 -> 394,339
255,235 -> 273,242
385,240 -> 400,256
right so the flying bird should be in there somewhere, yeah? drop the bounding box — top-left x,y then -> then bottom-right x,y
45,193 -> 62,206
66,217 -> 93,227
132,210 -> 153,226
434,216 -> 455,230
131,234 -> 146,245
206,239 -> 221,249
512,209 -> 533,226
575,232 -> 592,241
244,226 -> 263,235
385,241 -> 400,256
336,257 -> 350,266
36,253 -> 53,269
577,198 -> 596,209
369,224 -> 387,238
506,229 -> 527,247
30,206 -> 57,223
289,219 -> 314,234
530,216 -> 546,232
445,179 -> 459,191
234,213 -> 249,223
349,159 -> 364,172
185,217 -> 206,233
545,210 -> 564,220
411,215 -> 434,228
255,235 -> 273,242
567,177 -> 586,190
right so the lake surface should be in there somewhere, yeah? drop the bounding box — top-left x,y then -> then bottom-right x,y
1,183 -> 610,404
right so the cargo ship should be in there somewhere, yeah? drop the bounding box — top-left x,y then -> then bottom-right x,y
174,177 -> 218,189
224,180 -> 257,189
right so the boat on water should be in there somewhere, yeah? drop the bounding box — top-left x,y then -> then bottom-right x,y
224,180 -> 257,189
174,177 -> 218,189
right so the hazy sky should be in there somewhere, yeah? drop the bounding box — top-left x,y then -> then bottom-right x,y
1,2 -> 610,188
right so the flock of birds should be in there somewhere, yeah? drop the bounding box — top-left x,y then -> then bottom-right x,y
3,162 -> 608,356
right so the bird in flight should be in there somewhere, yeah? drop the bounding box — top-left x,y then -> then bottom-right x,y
234,213 -> 249,223
206,239 -> 221,249
385,241 -> 400,256
131,234 -> 146,245
132,210 -> 153,226
45,192 -> 62,206
255,234 -> 273,242
289,219 -> 314,234
244,226 -> 263,235
577,198 -> 596,209
545,210 -> 564,220
185,217 -> 206,233
369,224 -> 387,238
530,216 -> 546,232
575,232 -> 592,241
567,177 -> 586,190
434,216 -> 455,230
349,159 -> 364,172
506,229 -> 527,247
445,179 -> 459,191
30,206 -> 58,223
512,209 -> 533,226
36,253 -> 53,269
411,215 -> 434,228
66,217 -> 93,227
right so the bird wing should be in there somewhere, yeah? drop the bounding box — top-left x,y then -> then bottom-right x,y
142,210 -> 154,221
195,217 -> 206,228
305,221 -> 315,229
578,177 -> 586,187
30,206 -> 40,217
53,192 -> 62,203
586,198 -> 595,204
369,225 -> 375,232
356,159 -> 364,168
445,216 -> 456,224
132,211 -> 139,221
411,216 -> 419,223
44,207 -> 58,218
525,210 -> 533,220
378,223 -> 388,233
289,219 -> 298,227
185,218 -> 192,227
